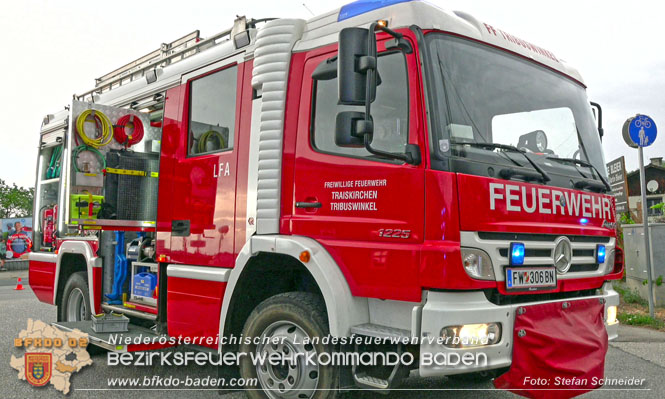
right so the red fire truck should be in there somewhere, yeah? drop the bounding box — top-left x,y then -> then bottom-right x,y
29,0 -> 623,396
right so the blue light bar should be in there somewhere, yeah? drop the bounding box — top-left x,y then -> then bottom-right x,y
510,242 -> 525,266
580,218 -> 589,225
338,0 -> 414,21
596,244 -> 606,264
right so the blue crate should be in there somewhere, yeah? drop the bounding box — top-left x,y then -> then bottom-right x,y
132,272 -> 157,298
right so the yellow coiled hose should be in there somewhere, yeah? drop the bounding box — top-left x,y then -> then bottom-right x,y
197,130 -> 227,153
76,109 -> 113,148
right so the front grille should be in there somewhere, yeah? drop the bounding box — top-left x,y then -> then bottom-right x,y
478,232 -> 610,243
484,288 -> 599,306
573,249 -> 595,257
569,264 -> 599,273
477,231 -> 609,275
499,248 -> 551,257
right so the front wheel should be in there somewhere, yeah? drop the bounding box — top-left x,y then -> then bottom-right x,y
58,272 -> 92,322
239,292 -> 337,399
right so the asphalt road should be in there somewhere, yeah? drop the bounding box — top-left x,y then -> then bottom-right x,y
1,281 -> 664,398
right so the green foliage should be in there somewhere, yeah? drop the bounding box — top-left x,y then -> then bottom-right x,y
619,213 -> 635,224
642,276 -> 664,287
613,282 -> 648,306
617,313 -> 665,329
650,202 -> 665,211
0,179 -> 34,218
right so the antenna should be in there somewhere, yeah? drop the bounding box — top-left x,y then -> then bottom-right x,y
302,3 -> 315,16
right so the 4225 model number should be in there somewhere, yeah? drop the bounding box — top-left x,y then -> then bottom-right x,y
378,229 -> 411,239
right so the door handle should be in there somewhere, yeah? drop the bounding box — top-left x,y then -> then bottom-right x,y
296,202 -> 322,209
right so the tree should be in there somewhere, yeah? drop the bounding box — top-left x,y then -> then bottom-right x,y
0,179 -> 34,218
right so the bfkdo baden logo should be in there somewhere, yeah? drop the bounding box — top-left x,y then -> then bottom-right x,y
11,319 -> 92,394
26,353 -> 52,386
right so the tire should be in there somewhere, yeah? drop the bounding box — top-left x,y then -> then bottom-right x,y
58,272 -> 92,322
239,292 -> 338,399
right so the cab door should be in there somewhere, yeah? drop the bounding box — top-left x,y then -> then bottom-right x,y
291,36 -> 425,302
168,61 -> 244,267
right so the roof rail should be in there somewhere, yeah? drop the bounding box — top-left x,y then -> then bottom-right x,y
95,31 -> 201,87
77,17 -> 275,102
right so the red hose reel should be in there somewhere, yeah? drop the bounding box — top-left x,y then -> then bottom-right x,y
114,114 -> 144,147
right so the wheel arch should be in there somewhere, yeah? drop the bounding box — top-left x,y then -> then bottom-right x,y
219,235 -> 369,353
54,241 -> 101,313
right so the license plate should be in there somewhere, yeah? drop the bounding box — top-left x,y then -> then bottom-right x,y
505,267 -> 557,291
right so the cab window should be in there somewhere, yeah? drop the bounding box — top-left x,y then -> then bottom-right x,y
311,52 -> 408,159
188,65 -> 237,156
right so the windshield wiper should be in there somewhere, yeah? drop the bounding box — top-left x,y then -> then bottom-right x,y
546,157 -> 611,192
453,141 -> 551,183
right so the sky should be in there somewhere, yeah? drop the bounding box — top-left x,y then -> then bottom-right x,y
1,0 -> 664,188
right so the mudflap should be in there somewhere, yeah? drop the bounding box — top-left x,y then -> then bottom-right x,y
493,297 -> 608,399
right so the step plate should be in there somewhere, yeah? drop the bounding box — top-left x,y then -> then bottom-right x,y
350,323 -> 411,340
52,321 -> 174,353
354,374 -> 390,389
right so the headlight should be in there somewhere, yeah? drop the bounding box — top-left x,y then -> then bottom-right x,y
441,323 -> 502,348
603,249 -> 615,274
606,306 -> 618,325
461,248 -> 494,280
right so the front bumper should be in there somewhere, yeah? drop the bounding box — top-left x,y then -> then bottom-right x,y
418,281 -> 619,377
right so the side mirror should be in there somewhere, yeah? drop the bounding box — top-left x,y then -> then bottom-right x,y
338,27 -> 376,105
335,22 -> 420,166
335,111 -> 373,147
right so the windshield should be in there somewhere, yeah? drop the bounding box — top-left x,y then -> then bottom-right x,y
425,33 -> 607,185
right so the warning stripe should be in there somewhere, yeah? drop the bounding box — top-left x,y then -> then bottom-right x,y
106,167 -> 158,178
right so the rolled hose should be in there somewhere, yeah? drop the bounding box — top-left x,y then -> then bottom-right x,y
114,114 -> 144,147
72,145 -> 106,173
76,109 -> 113,148
197,130 -> 227,153
46,145 -> 62,179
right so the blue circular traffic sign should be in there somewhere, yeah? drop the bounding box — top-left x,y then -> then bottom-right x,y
628,114 -> 657,147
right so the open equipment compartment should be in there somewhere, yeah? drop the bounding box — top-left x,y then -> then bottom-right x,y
65,99 -> 162,230
42,96 -> 167,315
33,111 -> 67,252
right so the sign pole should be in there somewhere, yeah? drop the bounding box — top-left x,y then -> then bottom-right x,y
624,113 -> 657,318
638,145 -> 655,318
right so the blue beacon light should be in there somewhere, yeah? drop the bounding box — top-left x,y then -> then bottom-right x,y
596,245 -> 606,263
510,242 -> 525,266
338,0 -> 415,21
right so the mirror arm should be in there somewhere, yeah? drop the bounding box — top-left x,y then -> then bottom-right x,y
359,22 -> 419,165
590,101 -> 604,140
377,25 -> 402,39
363,134 -> 417,164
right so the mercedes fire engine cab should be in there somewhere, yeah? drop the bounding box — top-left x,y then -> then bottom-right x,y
29,0 -> 623,396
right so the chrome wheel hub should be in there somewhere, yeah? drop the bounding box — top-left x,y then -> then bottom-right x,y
256,321 -> 320,399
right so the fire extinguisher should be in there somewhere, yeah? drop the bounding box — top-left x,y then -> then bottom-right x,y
41,205 -> 57,248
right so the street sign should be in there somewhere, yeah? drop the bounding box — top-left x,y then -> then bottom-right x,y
624,114 -> 658,318
606,156 -> 628,214
628,114 -> 657,147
